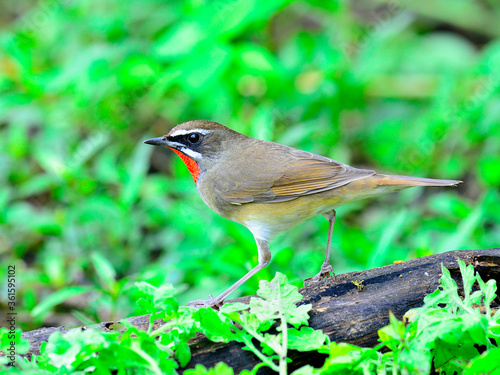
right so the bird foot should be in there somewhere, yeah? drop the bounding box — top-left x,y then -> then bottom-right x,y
303,264 -> 335,287
188,295 -> 223,309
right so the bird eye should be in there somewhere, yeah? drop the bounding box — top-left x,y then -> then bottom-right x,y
187,133 -> 201,144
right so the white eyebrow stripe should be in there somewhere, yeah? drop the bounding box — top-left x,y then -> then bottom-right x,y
169,128 -> 210,137
178,147 -> 202,160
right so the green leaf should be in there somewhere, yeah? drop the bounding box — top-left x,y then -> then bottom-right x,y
184,364 -> 211,375
287,327 -> 329,352
90,251 -> 117,291
134,282 -> 179,320
174,340 -> 191,367
320,342 -> 368,371
184,362 -> 235,375
153,22 -> 205,60
219,302 -> 250,314
178,44 -> 231,90
378,312 -> 405,351
464,347 -> 500,375
261,332 -> 283,355
459,260 -> 476,306
43,329 -> 117,370
250,272 -> 312,328
219,302 -> 252,326
433,339 -> 480,371
477,273 -> 497,316
478,156 -> 500,186
421,264 -> 462,313
194,308 -> 242,343
120,139 -> 154,207
238,45 -> 275,72
397,345 -> 432,374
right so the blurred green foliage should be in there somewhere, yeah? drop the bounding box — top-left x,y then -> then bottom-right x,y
0,0 -> 499,330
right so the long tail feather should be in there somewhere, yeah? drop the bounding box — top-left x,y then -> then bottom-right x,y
376,174 -> 462,187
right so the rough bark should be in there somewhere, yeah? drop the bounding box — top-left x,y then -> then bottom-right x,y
21,249 -> 500,373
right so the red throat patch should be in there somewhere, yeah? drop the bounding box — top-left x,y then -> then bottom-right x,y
170,148 -> 201,184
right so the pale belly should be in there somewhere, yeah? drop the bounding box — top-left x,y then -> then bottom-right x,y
228,193 -> 341,242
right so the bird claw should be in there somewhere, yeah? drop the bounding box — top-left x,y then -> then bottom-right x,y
303,264 -> 335,287
188,295 -> 223,309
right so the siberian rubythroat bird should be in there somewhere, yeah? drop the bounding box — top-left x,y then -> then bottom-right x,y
144,120 -> 462,307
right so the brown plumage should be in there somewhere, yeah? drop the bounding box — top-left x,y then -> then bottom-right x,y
144,120 -> 462,308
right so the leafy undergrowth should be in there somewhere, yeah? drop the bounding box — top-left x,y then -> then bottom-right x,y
2,260 -> 499,374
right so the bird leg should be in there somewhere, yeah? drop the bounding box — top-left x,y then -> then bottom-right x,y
304,210 -> 336,286
189,238 -> 271,309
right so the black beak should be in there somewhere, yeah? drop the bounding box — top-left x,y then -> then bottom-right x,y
143,136 -> 168,146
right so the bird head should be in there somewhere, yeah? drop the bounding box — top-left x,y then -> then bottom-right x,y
143,120 -> 242,183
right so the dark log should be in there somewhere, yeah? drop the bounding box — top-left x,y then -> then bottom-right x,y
21,249 -> 500,373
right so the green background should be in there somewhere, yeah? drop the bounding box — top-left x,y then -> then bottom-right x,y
1,0 -> 499,331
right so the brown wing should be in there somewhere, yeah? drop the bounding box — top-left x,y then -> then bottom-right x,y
218,142 -> 375,205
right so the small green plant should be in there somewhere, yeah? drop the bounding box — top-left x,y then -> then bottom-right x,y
310,260 -> 500,374
5,273 -> 329,374
377,260 -> 500,374
2,261 -> 499,374
191,273 -> 329,375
